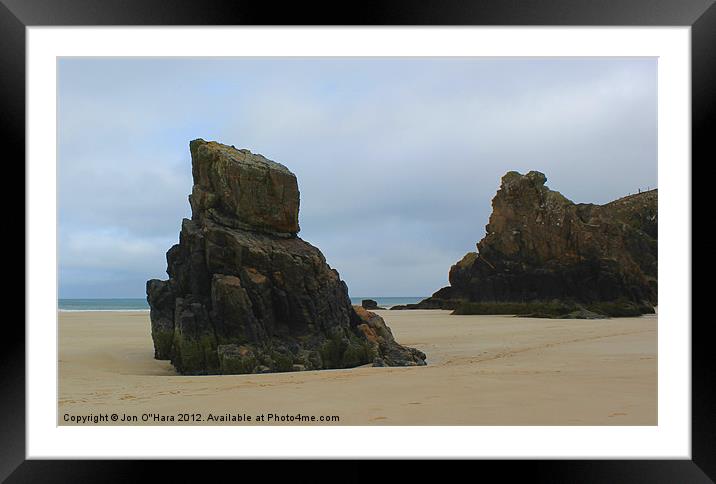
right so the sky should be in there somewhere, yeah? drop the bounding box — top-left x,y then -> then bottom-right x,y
58,57 -> 657,298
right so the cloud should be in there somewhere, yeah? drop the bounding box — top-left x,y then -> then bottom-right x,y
58,57 -> 657,298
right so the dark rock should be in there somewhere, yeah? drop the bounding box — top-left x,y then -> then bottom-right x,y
387,298 -> 458,310
361,299 -> 378,309
147,139 -> 426,374
361,299 -> 386,310
453,300 -> 575,316
417,171 -> 657,314
454,300 -> 650,319
561,309 -> 608,320
353,306 -> 427,366
146,279 -> 175,359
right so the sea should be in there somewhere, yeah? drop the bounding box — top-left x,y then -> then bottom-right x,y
58,297 -> 426,312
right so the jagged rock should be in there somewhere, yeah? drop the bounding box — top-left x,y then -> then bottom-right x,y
147,139 -> 426,374
416,171 -> 657,315
146,279 -> 175,359
353,306 -> 426,366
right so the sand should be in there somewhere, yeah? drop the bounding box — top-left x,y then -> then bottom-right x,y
58,310 -> 657,425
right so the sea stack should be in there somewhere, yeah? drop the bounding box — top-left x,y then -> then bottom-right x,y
415,171 -> 657,316
146,139 -> 426,375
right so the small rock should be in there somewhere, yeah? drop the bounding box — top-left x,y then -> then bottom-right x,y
361,299 -> 386,310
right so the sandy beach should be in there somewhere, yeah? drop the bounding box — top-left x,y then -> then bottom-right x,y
58,309 -> 657,425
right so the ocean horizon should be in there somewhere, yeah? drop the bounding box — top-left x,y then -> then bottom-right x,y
58,297 -> 427,312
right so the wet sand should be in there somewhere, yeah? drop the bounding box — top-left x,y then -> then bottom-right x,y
58,310 -> 657,425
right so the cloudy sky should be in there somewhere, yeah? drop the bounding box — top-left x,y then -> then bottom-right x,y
58,57 -> 657,298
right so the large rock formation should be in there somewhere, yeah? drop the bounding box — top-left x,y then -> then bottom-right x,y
147,139 -> 426,375
415,171 -> 657,315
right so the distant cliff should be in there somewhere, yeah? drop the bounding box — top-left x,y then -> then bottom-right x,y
407,171 -> 657,316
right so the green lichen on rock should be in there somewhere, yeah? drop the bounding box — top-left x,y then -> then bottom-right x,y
269,350 -> 295,373
151,329 -> 175,360
453,300 -> 574,316
453,299 -> 655,319
217,344 -> 257,374
586,300 -> 655,317
341,338 -> 373,368
172,333 -> 219,375
319,333 -> 348,369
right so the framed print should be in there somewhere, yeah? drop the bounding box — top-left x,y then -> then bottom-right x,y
5,0 -> 713,481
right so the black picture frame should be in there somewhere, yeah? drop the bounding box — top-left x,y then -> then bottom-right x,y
5,0 -> 711,481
